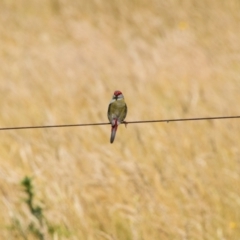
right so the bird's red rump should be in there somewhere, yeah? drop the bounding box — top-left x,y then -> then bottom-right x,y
111,118 -> 118,127
114,90 -> 122,96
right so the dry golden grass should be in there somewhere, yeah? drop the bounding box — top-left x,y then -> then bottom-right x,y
0,0 -> 240,239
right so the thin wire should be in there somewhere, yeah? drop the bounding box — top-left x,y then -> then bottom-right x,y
0,115 -> 240,131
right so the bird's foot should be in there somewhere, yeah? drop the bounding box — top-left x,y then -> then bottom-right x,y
122,121 -> 128,128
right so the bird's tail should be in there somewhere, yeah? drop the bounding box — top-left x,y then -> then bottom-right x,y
110,119 -> 118,143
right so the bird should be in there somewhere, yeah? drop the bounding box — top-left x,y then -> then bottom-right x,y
107,90 -> 127,143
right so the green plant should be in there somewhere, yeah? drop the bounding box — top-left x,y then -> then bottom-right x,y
10,176 -> 71,240
21,176 -> 45,240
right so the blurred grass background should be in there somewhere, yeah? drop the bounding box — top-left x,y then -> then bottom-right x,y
0,0 -> 240,239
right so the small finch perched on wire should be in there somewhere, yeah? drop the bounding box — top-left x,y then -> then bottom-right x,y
107,90 -> 127,143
